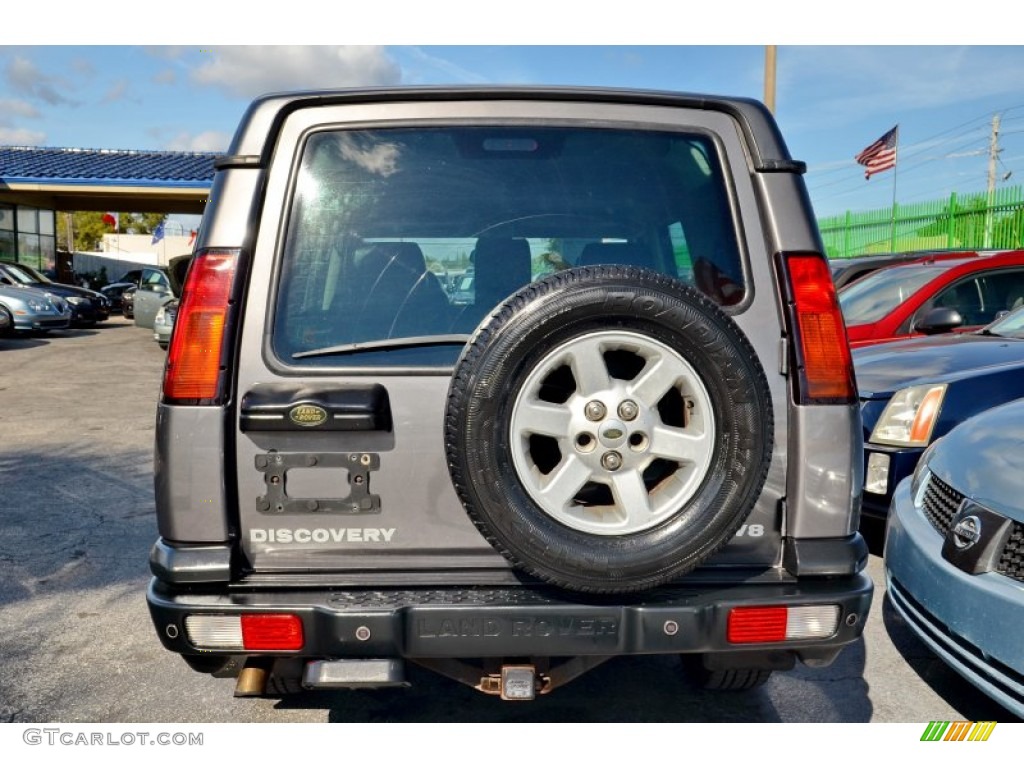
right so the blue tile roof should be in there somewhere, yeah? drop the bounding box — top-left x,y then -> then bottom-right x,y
0,146 -> 217,188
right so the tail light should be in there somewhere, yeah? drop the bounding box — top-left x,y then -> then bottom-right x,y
184,614 -> 304,652
728,605 -> 840,643
777,253 -> 856,404
163,249 -> 241,404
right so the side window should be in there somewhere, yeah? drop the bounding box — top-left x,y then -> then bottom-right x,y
984,269 -> 1024,315
142,270 -> 164,288
930,270 -> 1024,326
928,277 -> 984,325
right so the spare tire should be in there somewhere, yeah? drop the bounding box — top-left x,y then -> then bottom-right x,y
445,266 -> 773,593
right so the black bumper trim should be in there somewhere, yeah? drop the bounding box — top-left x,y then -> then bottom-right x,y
148,574 -> 873,659
150,540 -> 232,584
783,533 -> 869,577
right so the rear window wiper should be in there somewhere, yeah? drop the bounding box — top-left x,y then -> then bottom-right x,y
293,334 -> 471,359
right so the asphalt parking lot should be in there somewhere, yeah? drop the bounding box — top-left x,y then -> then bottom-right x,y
0,316 -> 1017,723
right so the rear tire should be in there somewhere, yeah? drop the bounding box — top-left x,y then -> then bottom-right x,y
681,656 -> 773,691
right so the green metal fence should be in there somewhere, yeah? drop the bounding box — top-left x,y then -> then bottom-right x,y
818,186 -> 1024,258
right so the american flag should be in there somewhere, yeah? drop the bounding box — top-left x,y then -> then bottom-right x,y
855,125 -> 898,180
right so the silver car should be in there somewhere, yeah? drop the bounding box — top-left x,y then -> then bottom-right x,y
0,282 -> 72,334
886,396 -> 1024,716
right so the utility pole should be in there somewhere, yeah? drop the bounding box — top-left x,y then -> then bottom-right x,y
764,46 -> 777,114
984,113 -> 1001,248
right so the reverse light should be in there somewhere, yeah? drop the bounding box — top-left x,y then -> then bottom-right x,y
184,614 -> 304,651
728,605 -> 841,643
162,249 -> 240,403
780,254 -> 856,404
869,383 -> 947,447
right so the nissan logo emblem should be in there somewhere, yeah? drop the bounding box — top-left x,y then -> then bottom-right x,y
952,515 -> 982,550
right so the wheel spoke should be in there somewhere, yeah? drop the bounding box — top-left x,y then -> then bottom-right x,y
537,455 -> 592,511
513,399 -> 572,438
610,469 -> 653,529
649,425 -> 711,464
628,356 -> 684,409
567,337 -> 612,396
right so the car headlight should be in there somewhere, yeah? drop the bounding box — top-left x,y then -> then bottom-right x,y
868,383 -> 947,447
26,299 -> 45,311
66,296 -> 83,305
154,307 -> 166,324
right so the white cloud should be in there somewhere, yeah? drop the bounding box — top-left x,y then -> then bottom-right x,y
152,68 -> 177,86
163,130 -> 232,152
5,55 -> 75,106
782,47 -> 1024,128
0,99 -> 40,118
0,126 -> 46,145
190,46 -> 401,99
402,47 -> 488,84
103,79 -> 130,104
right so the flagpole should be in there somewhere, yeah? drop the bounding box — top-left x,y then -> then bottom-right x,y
889,129 -> 899,252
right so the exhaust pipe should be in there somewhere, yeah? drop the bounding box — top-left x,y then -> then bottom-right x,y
234,658 -> 273,697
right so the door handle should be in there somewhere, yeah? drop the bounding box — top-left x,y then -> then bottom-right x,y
240,384 -> 392,432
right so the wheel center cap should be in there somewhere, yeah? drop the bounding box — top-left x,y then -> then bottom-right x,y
599,419 -> 628,448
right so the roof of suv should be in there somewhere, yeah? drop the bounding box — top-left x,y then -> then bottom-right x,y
225,85 -> 802,173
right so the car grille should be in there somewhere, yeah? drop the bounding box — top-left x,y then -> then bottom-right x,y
921,473 -> 964,535
997,524 -> 1024,582
922,473 -> 1024,584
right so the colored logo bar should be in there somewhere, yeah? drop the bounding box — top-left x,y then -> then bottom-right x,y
921,721 -> 997,741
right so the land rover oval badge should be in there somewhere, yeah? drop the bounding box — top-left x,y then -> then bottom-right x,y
289,403 -> 328,428
952,515 -> 982,550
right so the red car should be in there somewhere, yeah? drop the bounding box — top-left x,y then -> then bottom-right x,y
838,249 -> 1024,348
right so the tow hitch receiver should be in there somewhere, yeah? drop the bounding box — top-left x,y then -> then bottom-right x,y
479,665 -> 539,700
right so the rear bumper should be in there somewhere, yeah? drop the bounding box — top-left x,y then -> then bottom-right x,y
148,573 -> 873,661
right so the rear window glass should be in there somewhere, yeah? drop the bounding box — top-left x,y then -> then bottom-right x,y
274,126 -> 744,366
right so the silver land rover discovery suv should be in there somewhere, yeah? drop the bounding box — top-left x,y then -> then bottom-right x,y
148,86 -> 871,700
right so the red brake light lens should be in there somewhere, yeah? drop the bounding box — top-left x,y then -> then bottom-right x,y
783,254 -> 856,403
240,614 -> 304,651
163,249 -> 239,403
727,606 -> 788,643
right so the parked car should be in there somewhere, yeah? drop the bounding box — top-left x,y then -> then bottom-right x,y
838,249 -> 1024,348
100,269 -> 142,312
0,282 -> 72,334
153,299 -> 178,349
829,250 -> 967,291
885,396 -> 1024,717
132,266 -> 176,329
147,85 -> 871,700
854,305 -> 1024,522
450,269 -> 475,305
0,260 -> 110,326
121,285 -> 137,319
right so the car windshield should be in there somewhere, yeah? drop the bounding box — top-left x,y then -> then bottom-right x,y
983,306 -> 1024,338
274,126 -> 747,367
838,264 -> 948,324
3,263 -> 47,284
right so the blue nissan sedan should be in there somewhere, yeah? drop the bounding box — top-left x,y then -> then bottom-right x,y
885,397 -> 1024,716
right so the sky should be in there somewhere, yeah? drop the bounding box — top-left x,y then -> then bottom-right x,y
3,8 -> 1023,225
